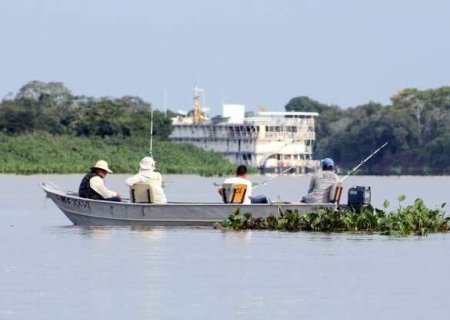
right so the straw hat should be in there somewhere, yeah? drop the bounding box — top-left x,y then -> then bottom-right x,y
92,160 -> 113,173
139,156 -> 155,171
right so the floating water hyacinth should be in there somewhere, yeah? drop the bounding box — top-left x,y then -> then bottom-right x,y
214,197 -> 449,236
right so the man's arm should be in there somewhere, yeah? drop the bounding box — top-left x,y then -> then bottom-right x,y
307,176 -> 316,193
126,174 -> 142,187
90,176 -> 118,199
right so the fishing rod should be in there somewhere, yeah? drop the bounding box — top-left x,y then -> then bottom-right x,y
340,142 -> 388,182
213,166 -> 294,188
253,166 -> 295,189
149,106 -> 154,157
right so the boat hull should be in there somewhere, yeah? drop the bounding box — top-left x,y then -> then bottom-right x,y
41,182 -> 337,227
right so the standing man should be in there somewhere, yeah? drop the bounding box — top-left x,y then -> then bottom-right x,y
79,160 -> 121,202
301,158 -> 338,203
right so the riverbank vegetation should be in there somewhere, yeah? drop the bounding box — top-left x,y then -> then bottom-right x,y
0,81 -> 236,175
215,196 -> 449,236
0,132 -> 235,175
1,80 -> 450,174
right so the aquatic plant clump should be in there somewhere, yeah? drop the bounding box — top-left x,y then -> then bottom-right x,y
214,198 -> 449,236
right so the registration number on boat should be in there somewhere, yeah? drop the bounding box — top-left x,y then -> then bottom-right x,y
57,195 -> 90,209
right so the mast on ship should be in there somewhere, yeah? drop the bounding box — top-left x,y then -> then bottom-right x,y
192,85 -> 204,124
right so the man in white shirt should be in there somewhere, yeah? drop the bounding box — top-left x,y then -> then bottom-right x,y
218,165 -> 253,204
126,156 -> 167,203
78,160 -> 121,202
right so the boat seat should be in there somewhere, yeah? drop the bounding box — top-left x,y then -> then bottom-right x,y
221,183 -> 247,204
329,181 -> 343,205
130,183 -> 156,203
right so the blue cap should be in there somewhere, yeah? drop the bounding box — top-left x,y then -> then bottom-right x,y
320,158 -> 334,169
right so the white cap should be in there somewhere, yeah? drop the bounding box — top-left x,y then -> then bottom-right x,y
139,156 -> 155,171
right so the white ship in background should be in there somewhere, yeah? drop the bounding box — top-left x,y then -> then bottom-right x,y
169,86 -> 320,174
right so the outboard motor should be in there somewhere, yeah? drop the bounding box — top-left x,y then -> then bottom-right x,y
348,186 -> 371,210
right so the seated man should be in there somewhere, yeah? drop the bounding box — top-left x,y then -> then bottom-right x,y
78,160 -> 121,202
301,158 -> 338,203
126,156 -> 167,203
218,165 -> 253,204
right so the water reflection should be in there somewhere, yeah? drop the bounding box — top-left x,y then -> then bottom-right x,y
48,225 -> 117,239
130,226 -> 166,240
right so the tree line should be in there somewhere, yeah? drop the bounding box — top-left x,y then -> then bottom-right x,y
1,81 -> 450,174
0,81 -> 173,139
285,87 -> 450,174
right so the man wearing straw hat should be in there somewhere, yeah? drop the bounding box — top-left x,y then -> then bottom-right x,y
79,160 -> 122,202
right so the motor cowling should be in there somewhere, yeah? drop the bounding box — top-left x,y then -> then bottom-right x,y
347,186 -> 371,210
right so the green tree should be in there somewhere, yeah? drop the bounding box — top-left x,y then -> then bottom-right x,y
13,81 -> 75,134
0,100 -> 36,134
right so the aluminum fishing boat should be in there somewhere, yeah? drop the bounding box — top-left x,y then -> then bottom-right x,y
41,181 -> 337,227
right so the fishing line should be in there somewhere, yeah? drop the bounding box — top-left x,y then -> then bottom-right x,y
340,142 -> 388,182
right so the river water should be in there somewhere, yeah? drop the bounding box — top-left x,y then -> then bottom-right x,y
1,174 -> 450,319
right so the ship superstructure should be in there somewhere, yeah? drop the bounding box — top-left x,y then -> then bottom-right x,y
169,87 -> 320,173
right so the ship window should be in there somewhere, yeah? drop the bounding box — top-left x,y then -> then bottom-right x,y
286,126 -> 297,132
257,126 -> 260,132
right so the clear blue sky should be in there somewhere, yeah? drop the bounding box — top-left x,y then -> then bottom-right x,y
1,0 -> 450,115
